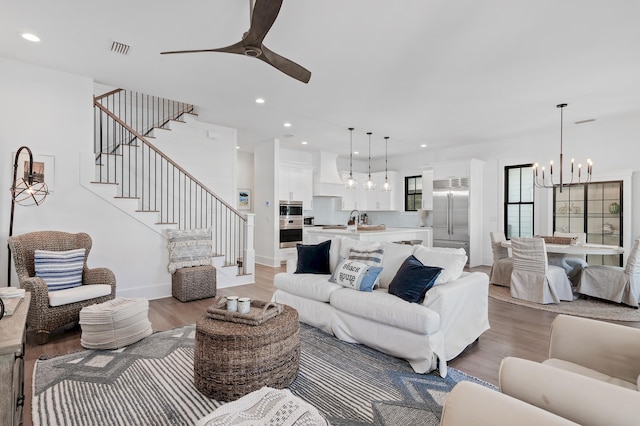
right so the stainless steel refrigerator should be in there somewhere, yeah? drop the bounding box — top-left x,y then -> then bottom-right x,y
432,178 -> 470,254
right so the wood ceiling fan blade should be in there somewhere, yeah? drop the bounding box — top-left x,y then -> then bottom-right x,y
243,0 -> 283,46
259,45 -> 311,84
161,41 -> 245,55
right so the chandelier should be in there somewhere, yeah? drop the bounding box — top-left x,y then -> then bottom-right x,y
533,103 -> 592,192
345,127 -> 358,189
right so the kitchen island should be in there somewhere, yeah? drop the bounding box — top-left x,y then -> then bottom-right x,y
306,226 -> 433,247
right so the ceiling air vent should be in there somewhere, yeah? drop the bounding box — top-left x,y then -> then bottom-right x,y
111,41 -> 130,55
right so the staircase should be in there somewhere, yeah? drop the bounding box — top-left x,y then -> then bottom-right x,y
85,89 -> 254,288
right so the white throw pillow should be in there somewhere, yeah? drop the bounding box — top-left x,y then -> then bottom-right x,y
338,238 -> 380,261
378,242 -> 415,289
412,246 -> 467,285
329,259 -> 382,292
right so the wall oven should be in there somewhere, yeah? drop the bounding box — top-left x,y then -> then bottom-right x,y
279,200 -> 303,248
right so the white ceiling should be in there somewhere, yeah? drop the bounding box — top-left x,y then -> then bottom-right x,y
2,0 -> 639,160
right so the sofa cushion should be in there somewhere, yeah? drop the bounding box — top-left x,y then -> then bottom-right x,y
295,240 -> 331,274
329,259 -> 382,292
35,248 -> 85,292
378,242 -> 416,289
48,284 -> 112,307
389,255 -> 442,303
413,246 -> 467,285
543,359 -> 638,391
348,246 -> 384,267
329,288 -> 441,335
338,239 -> 380,261
313,236 -> 342,273
274,272 -> 342,303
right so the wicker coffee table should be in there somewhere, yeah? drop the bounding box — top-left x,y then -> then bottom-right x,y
194,304 -> 300,401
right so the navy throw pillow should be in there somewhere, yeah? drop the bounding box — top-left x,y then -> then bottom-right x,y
295,240 -> 331,274
388,255 -> 442,303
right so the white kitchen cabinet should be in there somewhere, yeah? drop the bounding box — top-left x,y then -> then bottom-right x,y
341,171 -> 367,211
341,171 -> 400,211
279,166 -> 313,210
421,169 -> 434,210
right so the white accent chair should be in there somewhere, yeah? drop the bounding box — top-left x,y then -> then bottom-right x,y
510,237 -> 573,304
545,314 -> 640,390
548,231 -> 588,286
440,381 -> 579,426
499,357 -> 639,426
577,238 -> 640,307
489,231 -> 512,287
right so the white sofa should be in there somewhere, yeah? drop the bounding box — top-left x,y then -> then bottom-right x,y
272,237 -> 490,376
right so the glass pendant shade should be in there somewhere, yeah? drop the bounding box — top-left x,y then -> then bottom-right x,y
381,136 -> 391,192
345,127 -> 358,189
363,132 -> 376,190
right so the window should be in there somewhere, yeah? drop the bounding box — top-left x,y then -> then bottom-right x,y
405,175 -> 422,211
504,164 -> 534,238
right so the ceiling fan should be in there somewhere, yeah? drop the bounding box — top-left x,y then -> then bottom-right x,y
161,0 -> 311,84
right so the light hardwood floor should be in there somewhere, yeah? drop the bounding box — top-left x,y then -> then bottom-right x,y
22,264 -> 640,426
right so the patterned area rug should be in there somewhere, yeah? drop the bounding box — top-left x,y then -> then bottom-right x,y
489,284 -> 640,322
32,323 -> 494,426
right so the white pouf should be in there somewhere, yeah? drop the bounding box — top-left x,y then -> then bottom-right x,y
80,297 -> 152,349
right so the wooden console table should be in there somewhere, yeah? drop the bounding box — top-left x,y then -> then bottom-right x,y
0,292 -> 30,426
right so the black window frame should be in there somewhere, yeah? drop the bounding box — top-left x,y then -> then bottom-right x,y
504,164 -> 535,239
404,175 -> 422,212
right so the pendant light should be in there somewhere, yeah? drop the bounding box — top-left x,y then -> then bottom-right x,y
533,103 -> 593,193
363,132 -> 376,190
381,136 -> 391,192
345,127 -> 358,189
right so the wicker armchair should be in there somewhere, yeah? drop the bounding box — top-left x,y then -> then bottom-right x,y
8,231 -> 116,344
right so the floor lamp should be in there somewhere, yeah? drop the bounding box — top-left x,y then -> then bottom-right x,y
8,146 -> 49,287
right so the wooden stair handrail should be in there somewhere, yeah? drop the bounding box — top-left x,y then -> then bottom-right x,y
93,100 -> 245,220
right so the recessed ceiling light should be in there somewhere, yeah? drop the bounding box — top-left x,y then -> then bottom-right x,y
420,144 -> 427,148
284,122 -> 292,127
301,141 -> 308,145
236,146 -> 240,150
22,33 -> 40,42
255,98 -> 265,104
354,151 -> 359,155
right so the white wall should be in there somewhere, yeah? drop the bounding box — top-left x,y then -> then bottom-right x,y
0,58 -> 170,296
253,140 -> 279,266
237,150 -> 254,212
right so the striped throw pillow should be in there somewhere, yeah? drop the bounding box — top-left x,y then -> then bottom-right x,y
35,248 -> 85,292
166,228 -> 213,273
349,246 -> 384,267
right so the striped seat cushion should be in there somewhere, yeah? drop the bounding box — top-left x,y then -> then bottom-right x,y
35,248 -> 85,292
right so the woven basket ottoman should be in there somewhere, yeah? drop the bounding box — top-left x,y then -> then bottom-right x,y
172,265 -> 216,302
194,305 -> 300,401
80,297 -> 153,350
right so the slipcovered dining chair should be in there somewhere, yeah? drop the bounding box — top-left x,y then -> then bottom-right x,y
489,231 -> 512,287
548,231 -> 588,286
577,238 -> 640,307
8,231 -> 116,344
510,237 -> 573,304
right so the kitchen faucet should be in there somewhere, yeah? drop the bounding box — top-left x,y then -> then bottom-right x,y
349,209 -> 361,226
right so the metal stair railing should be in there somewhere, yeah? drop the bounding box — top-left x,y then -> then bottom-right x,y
93,90 -> 247,269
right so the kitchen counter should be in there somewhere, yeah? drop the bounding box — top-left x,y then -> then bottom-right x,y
306,226 -> 433,246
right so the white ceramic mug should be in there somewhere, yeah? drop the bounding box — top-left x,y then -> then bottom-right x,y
238,297 -> 251,314
226,296 -> 238,312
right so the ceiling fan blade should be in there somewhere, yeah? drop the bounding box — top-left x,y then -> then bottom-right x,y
243,0 -> 283,46
259,45 -> 311,84
161,41 -> 245,55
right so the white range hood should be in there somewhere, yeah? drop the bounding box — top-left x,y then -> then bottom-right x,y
312,151 -> 345,197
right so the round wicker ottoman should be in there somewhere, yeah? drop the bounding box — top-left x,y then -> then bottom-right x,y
194,305 -> 300,401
